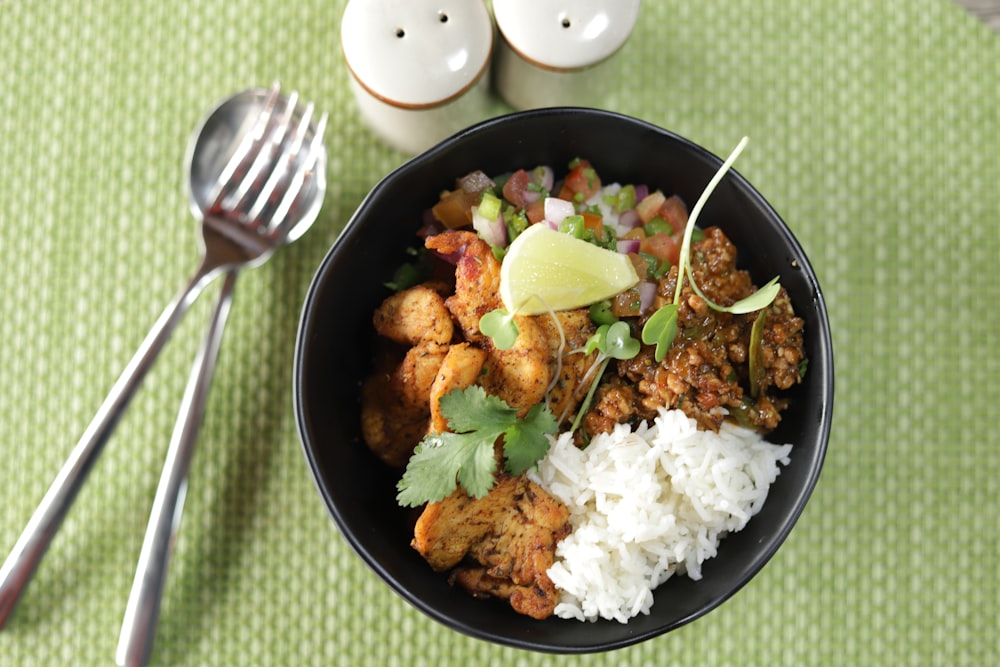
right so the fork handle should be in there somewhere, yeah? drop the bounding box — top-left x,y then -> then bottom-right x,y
0,264 -> 217,630
116,270 -> 237,667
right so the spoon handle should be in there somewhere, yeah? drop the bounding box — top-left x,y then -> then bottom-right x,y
115,270 -> 237,667
0,265 -> 216,630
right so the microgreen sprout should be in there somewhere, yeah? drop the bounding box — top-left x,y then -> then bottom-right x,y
641,136 -> 782,362
640,303 -> 679,360
565,320 -> 641,430
479,308 -> 519,350
585,321 -> 641,360
480,296 -> 567,412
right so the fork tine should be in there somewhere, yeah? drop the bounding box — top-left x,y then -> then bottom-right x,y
266,110 -> 328,238
206,82 -> 281,209
245,100 -> 315,225
219,89 -> 299,214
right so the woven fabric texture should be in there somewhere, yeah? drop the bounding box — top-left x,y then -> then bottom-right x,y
1,0 -> 998,665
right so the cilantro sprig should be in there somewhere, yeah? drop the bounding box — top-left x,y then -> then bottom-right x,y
396,386 -> 558,507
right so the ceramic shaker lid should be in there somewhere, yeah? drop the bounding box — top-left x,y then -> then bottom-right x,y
341,0 -> 493,108
493,0 -> 640,70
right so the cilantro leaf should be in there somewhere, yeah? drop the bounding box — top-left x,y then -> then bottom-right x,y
395,386 -> 558,507
456,436 -> 499,499
439,385 -> 516,433
396,432 -> 496,507
503,402 -> 558,475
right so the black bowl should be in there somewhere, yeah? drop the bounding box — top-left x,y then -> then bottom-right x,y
293,108 -> 834,653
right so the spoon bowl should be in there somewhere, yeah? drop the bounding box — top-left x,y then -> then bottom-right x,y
187,88 -> 327,251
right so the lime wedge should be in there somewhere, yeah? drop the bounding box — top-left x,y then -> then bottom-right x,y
499,224 -> 639,315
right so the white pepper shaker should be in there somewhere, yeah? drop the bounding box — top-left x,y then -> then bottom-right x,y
341,0 -> 494,154
492,0 -> 640,110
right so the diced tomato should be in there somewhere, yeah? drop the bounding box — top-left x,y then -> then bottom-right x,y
636,190 -> 666,223
659,194 -> 689,236
640,232 -> 680,266
525,198 -> 546,224
502,169 -> 532,209
582,212 -> 605,241
557,159 -> 602,203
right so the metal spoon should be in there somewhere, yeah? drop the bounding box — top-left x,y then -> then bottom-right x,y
0,85 -> 328,629
115,271 -> 236,667
116,89 -> 328,666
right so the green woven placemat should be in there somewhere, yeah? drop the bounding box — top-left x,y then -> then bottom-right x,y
1,0 -> 998,665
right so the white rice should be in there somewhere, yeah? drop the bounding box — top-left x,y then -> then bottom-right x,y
528,408 -> 791,623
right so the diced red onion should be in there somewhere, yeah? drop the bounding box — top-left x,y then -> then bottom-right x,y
432,249 -> 463,265
533,165 -> 555,192
637,280 -> 657,313
459,170 -> 495,194
616,238 -> 640,254
635,184 -> 649,202
618,209 -> 641,229
544,197 -> 575,226
472,206 -> 507,248
417,209 -> 443,238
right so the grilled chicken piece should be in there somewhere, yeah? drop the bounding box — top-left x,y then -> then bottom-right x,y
361,284 -> 455,467
360,342 -> 448,467
428,342 -> 488,434
537,309 -> 599,425
426,231 -> 552,415
372,283 -> 453,346
412,474 -> 571,619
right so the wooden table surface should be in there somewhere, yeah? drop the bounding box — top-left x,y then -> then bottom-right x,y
957,0 -> 1000,30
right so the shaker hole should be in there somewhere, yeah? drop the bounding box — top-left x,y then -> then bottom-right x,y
395,27 -> 405,38
439,12 -> 448,23
561,17 -> 571,28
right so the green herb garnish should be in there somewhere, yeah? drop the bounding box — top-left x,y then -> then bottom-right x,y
640,303 -> 679,359
566,321 -> 641,431
585,321 -> 640,360
396,386 -> 558,507
384,247 -> 427,291
478,308 -> 519,349
641,136 -> 781,362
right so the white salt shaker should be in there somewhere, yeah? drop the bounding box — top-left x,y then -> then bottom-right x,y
341,0 -> 494,154
492,0 -> 641,110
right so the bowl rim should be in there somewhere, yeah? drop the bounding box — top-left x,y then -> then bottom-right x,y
294,106 -> 834,653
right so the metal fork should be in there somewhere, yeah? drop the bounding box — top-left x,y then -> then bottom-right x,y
115,89 -> 328,667
0,85 -> 328,630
